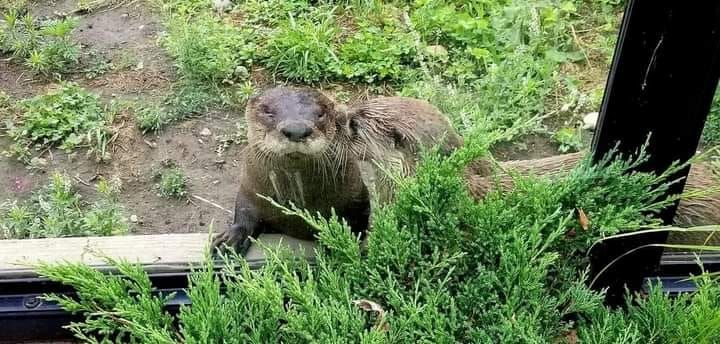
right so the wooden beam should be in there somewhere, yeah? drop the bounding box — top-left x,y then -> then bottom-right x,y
0,233 -> 316,279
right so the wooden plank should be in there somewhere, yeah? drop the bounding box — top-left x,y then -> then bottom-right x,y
0,233 -> 316,278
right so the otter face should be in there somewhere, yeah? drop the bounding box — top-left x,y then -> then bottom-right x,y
246,87 -> 337,157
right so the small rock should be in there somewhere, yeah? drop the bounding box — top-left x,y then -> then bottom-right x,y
120,13 -> 129,19
425,45 -> 448,58
138,25 -> 145,31
582,112 -> 599,130
199,221 -> 206,226
30,157 -> 47,167
212,0 -> 232,13
130,215 -> 138,223
234,65 -> 249,79
200,128 -> 212,137
165,219 -> 172,225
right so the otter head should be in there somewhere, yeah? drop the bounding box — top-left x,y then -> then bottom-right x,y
246,87 -> 339,157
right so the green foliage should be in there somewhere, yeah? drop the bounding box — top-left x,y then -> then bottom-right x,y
702,87 -> 720,146
0,173 -> 128,239
133,103 -> 177,134
579,274 -> 720,344
155,163 -> 188,199
400,60 -> 550,140
161,13 -> 255,84
553,126 -> 583,153
238,0 -> 311,27
337,23 -> 417,83
264,13 -> 340,83
4,82 -> 115,163
0,11 -> 80,75
36,254 -> 176,343
35,136 -> 700,343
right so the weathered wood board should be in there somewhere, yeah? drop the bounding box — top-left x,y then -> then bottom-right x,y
0,233 -> 316,278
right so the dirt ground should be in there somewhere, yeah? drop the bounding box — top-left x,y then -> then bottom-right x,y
0,1 -> 244,235
0,1 -> 565,237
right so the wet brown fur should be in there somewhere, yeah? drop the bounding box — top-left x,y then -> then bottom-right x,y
213,87 -> 369,251
339,96 -> 465,203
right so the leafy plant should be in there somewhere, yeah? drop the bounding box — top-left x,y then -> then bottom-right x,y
0,173 -> 128,239
0,11 -> 80,75
133,103 -> 177,134
553,126 -> 583,153
263,12 -> 340,83
155,162 -> 188,199
337,23 -> 417,83
161,12 -> 255,84
4,82 -> 116,163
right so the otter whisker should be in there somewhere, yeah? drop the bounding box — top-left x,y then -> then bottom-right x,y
293,171 -> 306,208
268,170 -> 283,204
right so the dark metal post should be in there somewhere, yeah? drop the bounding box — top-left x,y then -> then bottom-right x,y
589,0 -> 720,304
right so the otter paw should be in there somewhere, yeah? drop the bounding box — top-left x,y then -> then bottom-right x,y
211,224 -> 252,256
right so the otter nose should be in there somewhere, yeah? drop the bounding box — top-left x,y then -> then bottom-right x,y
281,123 -> 313,142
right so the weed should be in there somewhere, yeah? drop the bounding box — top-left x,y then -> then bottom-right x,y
337,22 -> 417,83
0,11 -> 80,75
238,0 -> 310,28
82,51 -> 113,79
133,103 -> 177,134
4,82 -> 115,163
0,0 -> 27,12
232,80 -> 256,105
164,82 -> 224,116
161,12 -> 255,84
0,173 -> 128,239
400,56 -> 551,141
111,50 -> 141,71
553,126 -> 583,153
264,12 -> 340,83
155,162 -> 188,199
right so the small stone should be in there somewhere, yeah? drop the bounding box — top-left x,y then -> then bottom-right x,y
425,45 -> 448,58
130,215 -> 138,223
120,13 -> 129,19
200,128 -> 212,137
199,221 -> 206,226
212,0 -> 232,13
582,112 -> 599,130
30,157 -> 47,167
234,65 -> 249,79
138,25 -> 145,31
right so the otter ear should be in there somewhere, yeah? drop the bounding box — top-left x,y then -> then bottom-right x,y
336,106 -> 360,137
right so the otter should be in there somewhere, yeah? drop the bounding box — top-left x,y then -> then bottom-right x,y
339,96 -> 720,244
339,96 -> 465,204
212,86 -> 370,253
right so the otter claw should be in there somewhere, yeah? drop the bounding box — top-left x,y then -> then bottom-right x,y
212,225 -> 251,256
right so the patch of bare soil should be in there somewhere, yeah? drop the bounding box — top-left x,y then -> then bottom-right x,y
0,111 -> 244,235
1,2 -> 243,236
491,134 -> 561,161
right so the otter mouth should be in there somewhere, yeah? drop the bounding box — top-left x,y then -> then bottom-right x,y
286,152 -> 307,159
